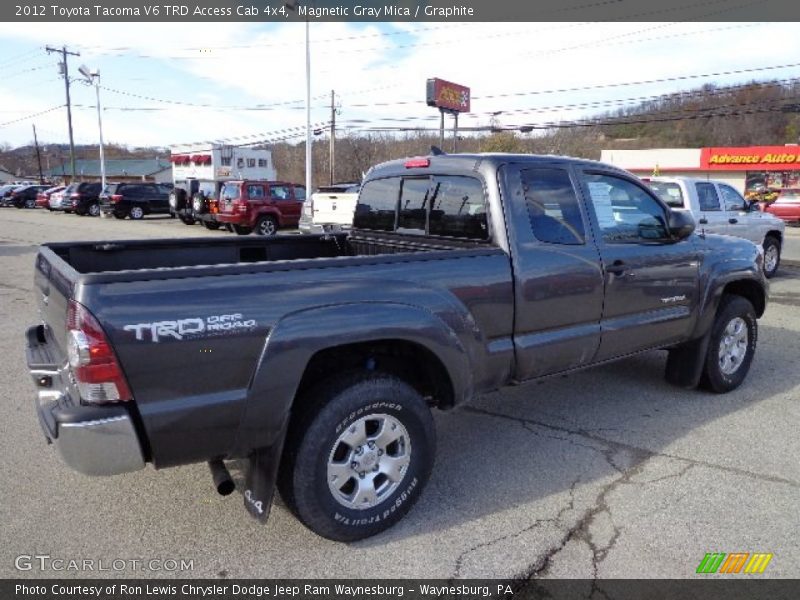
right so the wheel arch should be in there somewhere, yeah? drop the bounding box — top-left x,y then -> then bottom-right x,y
230,302 -> 469,456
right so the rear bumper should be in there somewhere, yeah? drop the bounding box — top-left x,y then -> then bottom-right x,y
25,325 -> 145,476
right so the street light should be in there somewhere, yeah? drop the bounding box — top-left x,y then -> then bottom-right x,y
78,65 -> 106,191
285,1 -> 312,197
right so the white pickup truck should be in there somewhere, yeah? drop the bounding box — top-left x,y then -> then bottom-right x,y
299,182 -> 360,233
645,176 -> 785,278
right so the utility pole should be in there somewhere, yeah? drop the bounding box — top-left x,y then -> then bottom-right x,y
46,45 -> 79,182
329,90 -> 335,185
32,124 -> 44,183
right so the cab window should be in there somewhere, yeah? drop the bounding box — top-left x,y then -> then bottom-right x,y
428,176 -> 488,240
353,177 -> 400,231
521,167 -> 584,245
719,184 -> 746,211
247,184 -> 265,199
696,182 -> 721,211
584,173 -> 668,243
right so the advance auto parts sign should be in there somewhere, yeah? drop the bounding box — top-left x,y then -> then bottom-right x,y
701,146 -> 800,170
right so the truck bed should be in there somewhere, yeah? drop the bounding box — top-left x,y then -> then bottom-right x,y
45,231 -> 494,279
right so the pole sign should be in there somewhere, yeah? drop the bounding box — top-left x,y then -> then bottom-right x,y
426,78 -> 470,113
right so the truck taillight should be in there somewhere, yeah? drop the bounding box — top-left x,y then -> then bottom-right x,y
111,194 -> 123,203
66,299 -> 132,404
235,201 -> 248,213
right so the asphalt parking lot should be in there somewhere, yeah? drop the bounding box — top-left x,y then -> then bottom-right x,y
1,208 -> 798,580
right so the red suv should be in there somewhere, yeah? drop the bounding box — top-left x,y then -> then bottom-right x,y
216,180 -> 305,235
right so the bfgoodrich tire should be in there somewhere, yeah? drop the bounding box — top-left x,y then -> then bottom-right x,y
279,373 -> 435,542
700,296 -> 757,393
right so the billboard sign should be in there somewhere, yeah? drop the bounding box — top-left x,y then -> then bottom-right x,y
426,78 -> 470,113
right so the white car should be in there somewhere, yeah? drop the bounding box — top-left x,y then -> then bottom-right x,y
645,176 -> 785,278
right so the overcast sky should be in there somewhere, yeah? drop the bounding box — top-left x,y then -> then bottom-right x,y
1,21 -> 799,150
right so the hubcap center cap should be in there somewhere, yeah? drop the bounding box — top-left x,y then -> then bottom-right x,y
355,448 -> 379,472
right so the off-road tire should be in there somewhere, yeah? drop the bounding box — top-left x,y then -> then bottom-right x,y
700,295 -> 757,393
278,373 -> 435,542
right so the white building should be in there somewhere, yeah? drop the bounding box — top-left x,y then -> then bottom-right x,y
170,144 -> 276,183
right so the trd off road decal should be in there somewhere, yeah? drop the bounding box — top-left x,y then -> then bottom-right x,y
124,313 -> 257,342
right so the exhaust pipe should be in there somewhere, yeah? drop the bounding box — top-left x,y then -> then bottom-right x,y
208,459 -> 235,496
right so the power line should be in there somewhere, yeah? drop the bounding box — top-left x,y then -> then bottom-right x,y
0,105 -> 65,129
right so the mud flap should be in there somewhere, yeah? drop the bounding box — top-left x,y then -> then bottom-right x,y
243,429 -> 287,523
665,330 -> 711,389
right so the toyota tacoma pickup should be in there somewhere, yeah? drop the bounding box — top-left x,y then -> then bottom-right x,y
25,153 -> 767,542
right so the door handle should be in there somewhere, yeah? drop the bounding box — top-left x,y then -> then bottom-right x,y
698,218 -> 708,225
728,218 -> 738,224
606,260 -> 631,275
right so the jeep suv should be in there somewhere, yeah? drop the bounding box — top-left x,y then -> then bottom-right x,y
216,180 -> 305,235
99,182 -> 171,220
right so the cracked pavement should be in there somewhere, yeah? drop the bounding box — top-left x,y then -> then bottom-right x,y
1,209 -> 799,579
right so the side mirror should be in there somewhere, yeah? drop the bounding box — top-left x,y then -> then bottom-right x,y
667,209 -> 695,240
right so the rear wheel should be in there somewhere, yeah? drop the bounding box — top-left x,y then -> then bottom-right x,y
232,225 -> 252,235
255,215 -> 278,236
278,373 -> 435,542
762,236 -> 781,278
24,198 -> 36,209
129,206 -> 145,220
700,296 -> 757,393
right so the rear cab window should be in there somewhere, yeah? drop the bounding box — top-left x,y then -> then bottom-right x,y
646,181 -> 684,208
354,175 -> 488,240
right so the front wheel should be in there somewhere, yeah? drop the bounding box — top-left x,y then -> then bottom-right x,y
700,296 -> 757,393
762,236 -> 781,278
24,198 -> 36,209
279,373 -> 435,542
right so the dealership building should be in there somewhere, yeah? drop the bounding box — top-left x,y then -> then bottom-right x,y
600,145 -> 800,195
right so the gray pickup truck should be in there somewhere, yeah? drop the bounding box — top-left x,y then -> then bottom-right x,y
25,153 -> 767,542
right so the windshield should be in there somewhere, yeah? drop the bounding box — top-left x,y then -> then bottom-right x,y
646,181 -> 684,208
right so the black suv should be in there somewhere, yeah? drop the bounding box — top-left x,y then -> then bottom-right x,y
99,182 -> 171,220
62,182 -> 103,216
9,185 -> 50,209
